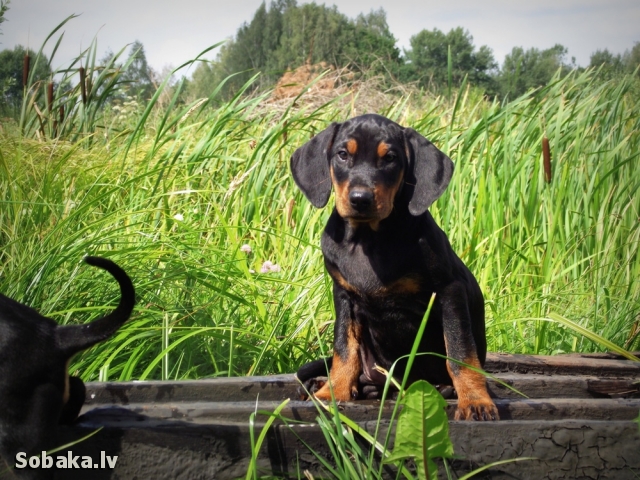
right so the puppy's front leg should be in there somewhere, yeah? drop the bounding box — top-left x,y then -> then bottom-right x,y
314,286 -> 361,402
440,282 -> 499,421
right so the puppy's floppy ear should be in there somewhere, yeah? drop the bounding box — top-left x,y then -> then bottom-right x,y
403,127 -> 454,216
290,122 -> 340,208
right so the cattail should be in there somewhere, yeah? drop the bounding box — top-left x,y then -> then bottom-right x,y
85,73 -> 92,100
79,67 -> 87,104
47,82 -> 54,113
23,53 -> 30,88
59,105 -> 64,124
542,137 -> 552,183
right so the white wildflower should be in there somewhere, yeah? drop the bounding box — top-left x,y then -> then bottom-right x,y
260,261 -> 273,273
259,260 -> 281,273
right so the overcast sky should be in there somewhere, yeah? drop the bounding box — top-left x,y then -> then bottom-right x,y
2,0 -> 639,76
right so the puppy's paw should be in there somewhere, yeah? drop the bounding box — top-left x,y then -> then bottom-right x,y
361,383 -> 383,400
434,384 -> 455,399
296,376 -> 328,400
454,398 -> 499,421
358,374 -> 402,400
314,381 -> 359,402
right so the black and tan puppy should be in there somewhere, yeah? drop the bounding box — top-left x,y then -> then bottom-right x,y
291,114 -> 498,421
0,256 -> 135,469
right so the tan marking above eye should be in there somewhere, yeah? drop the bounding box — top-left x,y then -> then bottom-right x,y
346,139 -> 358,155
377,142 -> 390,158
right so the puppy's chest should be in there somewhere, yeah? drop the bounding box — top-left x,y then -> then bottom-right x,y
322,237 -> 425,298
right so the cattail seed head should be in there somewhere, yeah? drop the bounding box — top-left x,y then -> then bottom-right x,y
79,67 -> 87,104
47,82 -> 54,112
542,137 -> 552,183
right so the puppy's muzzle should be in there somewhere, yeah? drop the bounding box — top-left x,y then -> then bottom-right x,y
349,188 -> 374,214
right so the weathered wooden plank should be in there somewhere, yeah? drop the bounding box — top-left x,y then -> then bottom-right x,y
63,353 -> 639,479
485,352 -> 640,376
84,375 -> 298,404
79,397 -> 640,423
563,351 -> 640,360
490,398 -> 640,421
56,419 -> 640,479
83,371 -> 640,407
447,420 -> 640,480
488,374 -> 640,399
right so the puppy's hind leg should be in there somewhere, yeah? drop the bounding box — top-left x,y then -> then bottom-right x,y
59,376 -> 86,424
296,357 -> 332,399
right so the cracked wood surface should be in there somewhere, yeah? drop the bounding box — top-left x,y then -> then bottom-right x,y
42,353 -> 640,478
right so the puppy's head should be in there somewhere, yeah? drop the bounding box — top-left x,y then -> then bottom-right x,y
290,114 -> 454,223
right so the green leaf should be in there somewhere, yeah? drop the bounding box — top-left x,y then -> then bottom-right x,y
246,398 -> 290,480
385,380 -> 453,479
547,313 -> 640,362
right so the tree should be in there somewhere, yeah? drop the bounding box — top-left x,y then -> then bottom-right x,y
626,42 -> 640,75
341,9 -> 402,76
589,49 -> 625,78
267,2 -> 351,72
184,60 -> 225,100
204,0 -> 290,96
588,43 -> 640,80
122,40 -> 154,101
196,1 -> 405,101
403,27 -> 497,91
497,44 -> 572,98
590,49 -> 623,69
0,0 -> 9,38
97,41 -> 155,104
0,0 -> 12,110
0,45 -> 51,114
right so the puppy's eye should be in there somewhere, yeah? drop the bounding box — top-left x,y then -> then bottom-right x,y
337,150 -> 348,161
384,151 -> 397,161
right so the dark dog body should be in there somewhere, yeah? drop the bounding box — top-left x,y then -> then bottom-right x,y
0,257 -> 135,472
291,114 -> 498,420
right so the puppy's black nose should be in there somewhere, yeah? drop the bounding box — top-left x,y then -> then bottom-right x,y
349,189 -> 374,212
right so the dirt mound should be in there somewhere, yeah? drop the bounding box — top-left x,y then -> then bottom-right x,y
266,62 -> 416,116
271,62 -> 345,100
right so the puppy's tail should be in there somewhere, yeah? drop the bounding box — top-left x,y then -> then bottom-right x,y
56,256 -> 135,357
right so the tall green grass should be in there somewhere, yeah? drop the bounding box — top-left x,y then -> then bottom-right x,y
0,64 -> 638,382
18,15 -> 144,143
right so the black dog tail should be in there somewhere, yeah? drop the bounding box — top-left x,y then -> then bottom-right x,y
56,256 -> 135,357
295,356 -> 333,382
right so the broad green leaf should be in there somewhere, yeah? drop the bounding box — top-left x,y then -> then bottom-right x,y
385,380 -> 453,479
